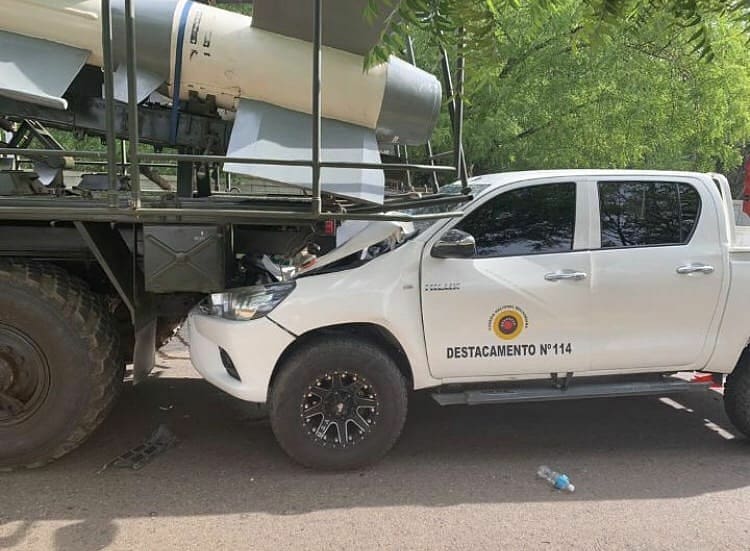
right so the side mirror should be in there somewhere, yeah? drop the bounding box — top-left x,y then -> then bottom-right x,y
431,229 -> 477,259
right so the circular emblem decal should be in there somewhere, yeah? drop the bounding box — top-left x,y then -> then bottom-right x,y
490,307 -> 528,341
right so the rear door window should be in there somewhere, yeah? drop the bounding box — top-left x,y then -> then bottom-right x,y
456,182 -> 576,257
598,181 -> 701,248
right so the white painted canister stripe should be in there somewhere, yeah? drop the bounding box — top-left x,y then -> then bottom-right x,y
176,3 -> 388,129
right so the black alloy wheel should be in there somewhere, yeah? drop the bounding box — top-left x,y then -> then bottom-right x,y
270,336 -> 408,470
300,370 -> 380,448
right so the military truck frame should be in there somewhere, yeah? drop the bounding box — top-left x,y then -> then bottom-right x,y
0,0 -> 468,468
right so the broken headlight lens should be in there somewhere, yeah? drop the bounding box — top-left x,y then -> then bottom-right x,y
361,227 -> 407,261
199,282 -> 296,321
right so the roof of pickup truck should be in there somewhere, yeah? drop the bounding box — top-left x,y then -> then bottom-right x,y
466,169 -> 711,196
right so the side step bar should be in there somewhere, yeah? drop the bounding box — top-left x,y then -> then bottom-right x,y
432,378 -> 712,406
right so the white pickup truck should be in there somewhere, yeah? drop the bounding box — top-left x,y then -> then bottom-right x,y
188,170 -> 750,470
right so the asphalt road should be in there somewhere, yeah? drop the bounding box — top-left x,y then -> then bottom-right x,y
1,338 -> 748,550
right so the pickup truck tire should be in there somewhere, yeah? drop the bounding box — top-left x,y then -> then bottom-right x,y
269,336 -> 408,470
0,261 -> 124,470
724,349 -> 750,438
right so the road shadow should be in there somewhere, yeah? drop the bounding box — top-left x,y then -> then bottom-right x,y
0,374 -> 748,548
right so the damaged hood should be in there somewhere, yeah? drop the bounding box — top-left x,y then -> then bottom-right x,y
300,218 -> 414,275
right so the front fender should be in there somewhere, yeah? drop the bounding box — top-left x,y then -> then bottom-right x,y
270,245 -> 440,390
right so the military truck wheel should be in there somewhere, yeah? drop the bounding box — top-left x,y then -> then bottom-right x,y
270,337 -> 408,470
725,349 -> 750,438
0,261 -> 124,470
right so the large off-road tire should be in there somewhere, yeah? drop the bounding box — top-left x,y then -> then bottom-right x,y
0,261 -> 124,469
270,336 -> 408,470
725,348 -> 750,438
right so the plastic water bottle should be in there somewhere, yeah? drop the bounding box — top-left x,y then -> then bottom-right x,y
537,465 -> 575,492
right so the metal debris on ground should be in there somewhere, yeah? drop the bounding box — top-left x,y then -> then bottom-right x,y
100,425 -> 178,472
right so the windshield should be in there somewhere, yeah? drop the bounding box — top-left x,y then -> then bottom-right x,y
405,181 -> 491,232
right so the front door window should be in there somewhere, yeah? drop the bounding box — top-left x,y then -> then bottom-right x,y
457,182 -> 577,257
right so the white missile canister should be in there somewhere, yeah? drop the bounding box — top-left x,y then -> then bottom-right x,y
0,0 -> 443,203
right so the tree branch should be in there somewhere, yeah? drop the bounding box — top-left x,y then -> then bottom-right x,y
513,96 -> 603,141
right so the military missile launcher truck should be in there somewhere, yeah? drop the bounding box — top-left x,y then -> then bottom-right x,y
0,0 -> 469,468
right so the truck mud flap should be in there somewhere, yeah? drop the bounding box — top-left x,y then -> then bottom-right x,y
132,318 -> 157,384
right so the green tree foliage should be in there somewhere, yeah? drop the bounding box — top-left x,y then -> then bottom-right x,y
419,1 -> 750,179
375,0 -> 750,63
217,2 -> 251,16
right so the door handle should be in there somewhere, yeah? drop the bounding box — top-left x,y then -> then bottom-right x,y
545,270 -> 587,282
676,264 -> 715,275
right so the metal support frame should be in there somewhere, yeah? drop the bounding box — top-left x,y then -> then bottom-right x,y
196,163 -> 212,197
74,220 -> 156,383
0,96 -> 234,153
439,43 -> 469,192
454,28 -> 468,189
177,158 -> 194,198
100,0 -> 119,208
406,36 -> 439,194
311,0 -> 323,216
0,148 -> 455,173
0,201 -> 465,224
124,0 -> 141,209
74,221 -> 140,319
8,120 -> 69,190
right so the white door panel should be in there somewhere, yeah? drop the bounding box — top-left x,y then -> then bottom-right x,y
421,180 -> 591,379
590,247 -> 723,370
422,252 -> 591,378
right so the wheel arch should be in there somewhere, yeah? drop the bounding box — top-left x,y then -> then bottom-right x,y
269,322 -> 415,396
724,343 -> 750,438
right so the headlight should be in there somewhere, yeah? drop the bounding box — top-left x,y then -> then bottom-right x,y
198,282 -> 296,321
362,228 -> 406,260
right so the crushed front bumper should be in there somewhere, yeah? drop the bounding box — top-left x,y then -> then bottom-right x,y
187,309 -> 295,403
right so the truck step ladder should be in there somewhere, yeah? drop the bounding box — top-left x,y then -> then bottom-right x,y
432,375 -> 714,406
